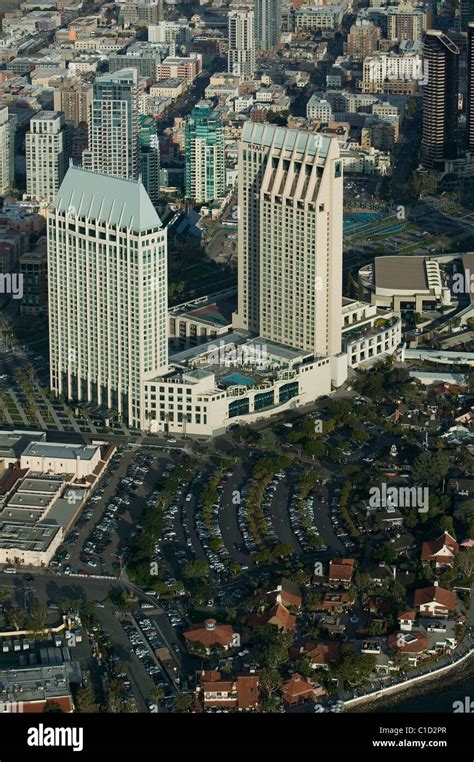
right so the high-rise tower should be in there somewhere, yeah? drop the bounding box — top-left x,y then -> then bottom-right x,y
233,123 -> 343,359
26,111 -> 66,203
185,101 -> 225,203
228,9 -> 255,78
48,167 -> 168,428
254,0 -> 282,51
0,106 -> 15,195
421,30 -> 459,169
139,114 -> 160,206
82,68 -> 139,180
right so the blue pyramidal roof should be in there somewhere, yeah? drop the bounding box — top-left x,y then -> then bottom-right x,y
52,166 -> 162,233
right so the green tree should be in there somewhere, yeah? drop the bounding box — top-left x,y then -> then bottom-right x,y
412,451 -> 449,489
7,608 -> 25,631
258,627 -> 293,670
439,515 -> 455,536
183,559 -> 211,580
27,603 -> 48,636
150,685 -> 165,702
172,693 -> 193,713
0,586 -> 11,604
337,645 -> 376,687
43,702 -> 64,713
75,680 -> 99,713
260,667 -> 283,699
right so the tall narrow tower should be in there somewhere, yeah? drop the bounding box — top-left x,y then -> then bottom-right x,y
228,9 -> 255,78
254,0 -> 282,51
48,167 -> 168,428
185,101 -> 225,203
82,68 -> 139,180
26,112 -> 66,203
0,106 -> 15,195
233,123 -> 343,359
421,30 -> 459,169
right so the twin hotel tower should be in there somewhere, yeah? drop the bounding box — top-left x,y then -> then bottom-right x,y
48,121 -> 347,437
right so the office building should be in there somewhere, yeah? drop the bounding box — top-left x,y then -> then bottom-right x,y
421,30 -> 459,169
0,106 -> 15,195
26,111 -> 66,203
156,54 -> 202,82
228,9 -> 255,78
48,167 -> 168,428
53,79 -> 92,126
233,122 -> 343,359
295,1 -> 348,31
139,113 -> 160,205
108,42 -> 167,81
185,101 -> 225,203
140,125 -> 347,437
386,3 -> 426,42
121,0 -> 160,27
255,0 -> 281,51
306,94 -> 333,122
346,20 -> 381,61
82,68 -> 139,180
148,20 -> 191,48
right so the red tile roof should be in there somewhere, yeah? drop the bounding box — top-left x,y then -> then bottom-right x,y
302,641 -> 341,666
398,610 -> 416,621
421,532 -> 459,562
184,619 -> 235,649
281,674 -> 326,705
329,558 -> 355,581
413,585 -> 456,612
247,603 -> 296,631
236,675 -> 260,710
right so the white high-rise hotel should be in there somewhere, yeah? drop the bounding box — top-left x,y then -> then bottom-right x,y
49,125 -> 353,435
48,167 -> 167,428
234,122 -> 343,360
228,9 -> 255,78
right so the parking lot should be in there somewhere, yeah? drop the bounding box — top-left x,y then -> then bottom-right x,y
49,448 -> 183,578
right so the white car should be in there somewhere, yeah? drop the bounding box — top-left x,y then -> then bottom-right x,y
3,567 -> 16,574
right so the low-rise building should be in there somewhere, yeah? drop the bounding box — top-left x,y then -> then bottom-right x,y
369,256 -> 445,313
150,78 -> 187,99
183,619 -> 235,653
341,298 -> 401,367
196,671 -> 260,711
328,558 -> 355,588
281,673 -> 326,705
156,54 -> 202,83
0,664 -> 76,713
413,583 -> 457,618
421,531 -> 459,570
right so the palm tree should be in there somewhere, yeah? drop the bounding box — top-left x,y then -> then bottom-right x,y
0,586 -> 11,604
150,685 -> 164,702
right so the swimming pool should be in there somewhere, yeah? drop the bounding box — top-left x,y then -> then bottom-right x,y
222,373 -> 255,387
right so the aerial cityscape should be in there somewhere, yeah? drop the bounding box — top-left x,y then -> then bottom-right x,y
0,0 -> 474,749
